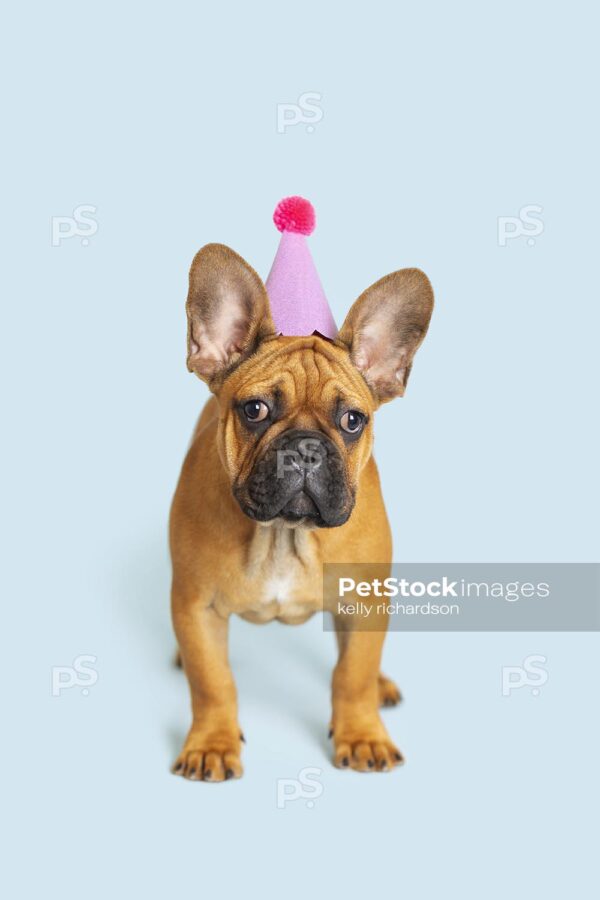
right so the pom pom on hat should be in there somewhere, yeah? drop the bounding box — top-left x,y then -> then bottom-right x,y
273,196 -> 316,236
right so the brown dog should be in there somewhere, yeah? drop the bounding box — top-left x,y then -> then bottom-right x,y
170,243 -> 433,781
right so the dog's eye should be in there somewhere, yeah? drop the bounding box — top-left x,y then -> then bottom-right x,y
243,400 -> 269,423
340,410 -> 365,434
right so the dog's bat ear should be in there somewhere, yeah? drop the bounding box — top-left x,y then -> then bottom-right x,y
338,268 -> 434,402
186,243 -> 276,385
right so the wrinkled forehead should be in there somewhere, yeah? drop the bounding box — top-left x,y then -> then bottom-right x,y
223,336 -> 372,411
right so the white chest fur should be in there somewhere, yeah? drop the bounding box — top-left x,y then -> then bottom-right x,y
263,572 -> 296,605
242,523 -> 319,623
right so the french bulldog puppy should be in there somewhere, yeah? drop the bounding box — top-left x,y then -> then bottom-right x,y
170,243 -> 433,781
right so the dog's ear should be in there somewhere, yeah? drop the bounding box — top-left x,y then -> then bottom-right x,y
186,243 -> 275,384
338,268 -> 434,402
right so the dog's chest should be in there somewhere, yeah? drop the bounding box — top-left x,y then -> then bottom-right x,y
240,525 -> 321,624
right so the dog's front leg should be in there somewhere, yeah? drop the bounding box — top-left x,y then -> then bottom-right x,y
331,612 -> 404,772
172,596 -> 243,782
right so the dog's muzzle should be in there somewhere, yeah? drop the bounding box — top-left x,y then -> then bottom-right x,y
234,429 -> 354,528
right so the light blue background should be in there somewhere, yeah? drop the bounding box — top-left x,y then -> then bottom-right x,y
2,1 -> 598,898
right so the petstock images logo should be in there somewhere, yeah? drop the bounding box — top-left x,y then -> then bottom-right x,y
322,563 -> 600,632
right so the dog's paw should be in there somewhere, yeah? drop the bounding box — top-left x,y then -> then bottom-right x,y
331,720 -> 404,772
172,730 -> 244,782
378,673 -> 402,707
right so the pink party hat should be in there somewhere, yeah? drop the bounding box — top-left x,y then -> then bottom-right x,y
265,196 -> 338,339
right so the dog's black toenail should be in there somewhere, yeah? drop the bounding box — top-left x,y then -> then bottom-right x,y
394,752 -> 403,761
342,757 -> 350,767
189,768 -> 196,776
367,759 -> 375,768
225,768 -> 234,780
240,733 -> 246,743
328,728 -> 333,739
204,769 -> 212,779
380,761 -> 388,770
174,762 -> 183,772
